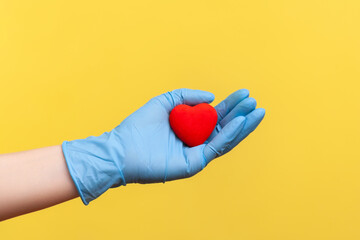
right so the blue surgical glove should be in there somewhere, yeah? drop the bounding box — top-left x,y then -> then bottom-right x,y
62,88 -> 265,205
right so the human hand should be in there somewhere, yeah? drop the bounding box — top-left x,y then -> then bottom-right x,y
62,88 -> 265,205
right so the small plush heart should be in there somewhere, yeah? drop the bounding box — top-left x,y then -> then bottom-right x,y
169,103 -> 218,147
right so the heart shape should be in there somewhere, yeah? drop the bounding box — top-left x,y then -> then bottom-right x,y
169,103 -> 218,147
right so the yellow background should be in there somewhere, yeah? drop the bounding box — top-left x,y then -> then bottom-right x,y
1,0 -> 360,239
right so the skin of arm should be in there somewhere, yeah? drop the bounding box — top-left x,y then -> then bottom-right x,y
0,145 -> 79,221
0,89 -> 265,221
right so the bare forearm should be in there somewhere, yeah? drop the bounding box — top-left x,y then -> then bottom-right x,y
0,145 -> 79,221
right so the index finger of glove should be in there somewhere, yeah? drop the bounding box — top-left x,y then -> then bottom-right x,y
214,89 -> 249,123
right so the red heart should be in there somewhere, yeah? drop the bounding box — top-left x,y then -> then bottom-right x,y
169,103 -> 218,147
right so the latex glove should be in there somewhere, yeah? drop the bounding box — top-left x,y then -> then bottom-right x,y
62,88 -> 265,205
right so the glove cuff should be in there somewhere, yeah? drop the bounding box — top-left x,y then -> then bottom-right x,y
62,131 -> 126,205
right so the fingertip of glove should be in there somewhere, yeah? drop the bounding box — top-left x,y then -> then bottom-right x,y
235,89 -> 250,98
192,89 -> 215,102
207,92 -> 215,103
256,108 -> 266,118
